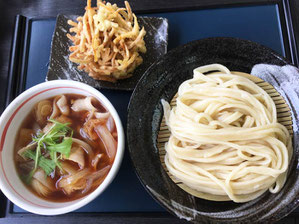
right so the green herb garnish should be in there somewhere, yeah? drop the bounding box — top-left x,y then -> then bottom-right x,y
47,137 -> 73,158
23,150 -> 56,176
22,119 -> 73,183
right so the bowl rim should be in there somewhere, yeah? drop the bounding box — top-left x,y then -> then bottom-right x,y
0,80 -> 125,215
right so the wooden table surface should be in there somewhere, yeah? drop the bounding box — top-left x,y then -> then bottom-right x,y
0,0 -> 298,223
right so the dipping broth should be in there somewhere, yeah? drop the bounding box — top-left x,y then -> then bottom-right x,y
14,94 -> 117,202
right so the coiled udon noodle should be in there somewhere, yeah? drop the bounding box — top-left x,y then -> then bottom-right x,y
162,64 -> 292,203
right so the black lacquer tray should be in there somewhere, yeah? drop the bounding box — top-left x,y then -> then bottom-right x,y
1,0 -> 299,223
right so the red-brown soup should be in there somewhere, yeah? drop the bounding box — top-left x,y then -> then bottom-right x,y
14,94 -> 117,202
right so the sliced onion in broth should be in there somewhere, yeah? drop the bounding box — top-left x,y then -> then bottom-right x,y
94,125 -> 117,159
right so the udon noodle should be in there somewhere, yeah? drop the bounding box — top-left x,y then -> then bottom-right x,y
162,64 -> 292,203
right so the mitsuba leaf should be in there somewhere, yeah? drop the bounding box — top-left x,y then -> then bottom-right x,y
48,138 -> 73,158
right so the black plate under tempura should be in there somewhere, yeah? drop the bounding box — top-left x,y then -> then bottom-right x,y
46,15 -> 168,91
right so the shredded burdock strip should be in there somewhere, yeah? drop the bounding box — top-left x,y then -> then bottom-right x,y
67,0 -> 146,82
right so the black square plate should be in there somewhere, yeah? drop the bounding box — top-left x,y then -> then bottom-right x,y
46,14 -> 168,91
